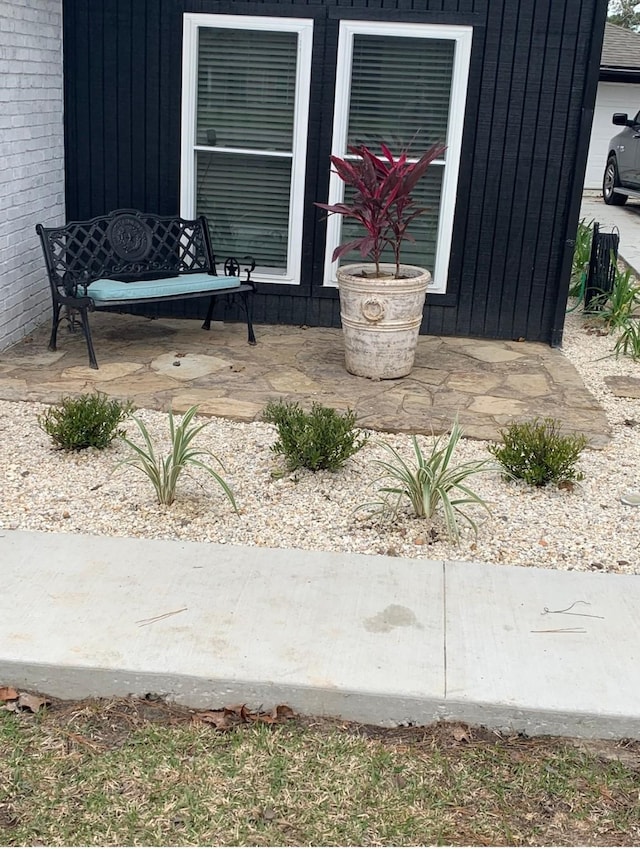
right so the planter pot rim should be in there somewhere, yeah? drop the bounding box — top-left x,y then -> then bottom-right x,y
337,262 -> 430,282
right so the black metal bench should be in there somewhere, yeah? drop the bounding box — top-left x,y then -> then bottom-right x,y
35,208 -> 256,369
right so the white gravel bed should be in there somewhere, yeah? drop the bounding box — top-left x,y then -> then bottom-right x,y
1,308 -> 639,573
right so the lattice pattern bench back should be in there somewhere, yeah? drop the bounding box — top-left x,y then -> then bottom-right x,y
36,209 -> 215,296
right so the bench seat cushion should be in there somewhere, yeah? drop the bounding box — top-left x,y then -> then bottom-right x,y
87,273 -> 243,305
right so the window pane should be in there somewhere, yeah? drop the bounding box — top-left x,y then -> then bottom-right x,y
196,151 -> 291,273
339,165 -> 444,271
197,28 -> 298,151
348,35 -> 454,152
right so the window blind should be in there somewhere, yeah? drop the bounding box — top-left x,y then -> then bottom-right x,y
197,152 -> 291,271
340,167 -> 444,271
196,28 -> 298,151
348,35 -> 455,153
195,26 -> 301,275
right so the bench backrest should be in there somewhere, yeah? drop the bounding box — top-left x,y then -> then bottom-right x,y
36,209 -> 216,296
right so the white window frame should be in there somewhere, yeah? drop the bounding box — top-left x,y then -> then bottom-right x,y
180,13 -> 313,285
322,20 -> 473,293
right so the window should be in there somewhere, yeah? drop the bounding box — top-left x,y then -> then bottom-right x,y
181,15 -> 471,293
180,14 -> 313,284
323,21 -> 473,292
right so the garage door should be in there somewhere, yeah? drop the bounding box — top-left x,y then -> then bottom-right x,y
585,81 -> 640,190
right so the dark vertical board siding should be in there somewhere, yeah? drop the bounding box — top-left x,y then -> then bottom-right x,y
487,0 -> 533,338
62,0 -> 77,216
455,0 -> 505,337
545,0 -> 600,336
472,0 -> 518,338
87,6 -> 105,213
144,2 -> 161,211
509,0 -> 563,341
62,0 -> 606,343
162,0 -> 184,214
311,13 -> 340,286
64,0 -> 92,218
527,1 -> 575,338
432,4 -> 485,338
130,1 -> 148,210
551,0 -> 607,344
102,2 -> 120,213
498,0 -> 550,339
522,0 -> 577,340
116,0 -> 133,210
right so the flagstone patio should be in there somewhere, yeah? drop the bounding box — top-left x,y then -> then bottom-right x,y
0,312 -> 610,445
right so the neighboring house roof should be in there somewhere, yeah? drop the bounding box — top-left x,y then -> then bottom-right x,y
601,22 -> 640,74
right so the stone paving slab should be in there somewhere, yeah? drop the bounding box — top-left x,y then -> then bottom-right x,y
0,312 -> 611,445
604,375 -> 640,399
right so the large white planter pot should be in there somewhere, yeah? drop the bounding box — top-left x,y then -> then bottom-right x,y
337,263 -> 431,379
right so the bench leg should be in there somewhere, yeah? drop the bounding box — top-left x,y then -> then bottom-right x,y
201,291 -> 256,345
201,295 -> 215,331
78,307 -> 99,369
48,302 -> 61,352
240,291 -> 257,346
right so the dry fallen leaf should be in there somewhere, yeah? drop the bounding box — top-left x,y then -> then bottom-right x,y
195,710 -> 235,730
227,703 -> 251,721
17,692 -> 50,713
271,704 -> 296,721
195,703 -> 296,730
0,686 -> 18,702
451,724 -> 472,743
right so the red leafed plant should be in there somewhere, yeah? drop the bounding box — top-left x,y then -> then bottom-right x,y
315,142 -> 446,279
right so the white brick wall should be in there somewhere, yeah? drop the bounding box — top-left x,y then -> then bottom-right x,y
0,0 -> 64,351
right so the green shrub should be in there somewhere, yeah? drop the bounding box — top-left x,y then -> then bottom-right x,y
361,420 -> 494,543
38,393 -> 132,450
263,399 -> 367,472
488,418 -> 587,487
118,405 -> 237,509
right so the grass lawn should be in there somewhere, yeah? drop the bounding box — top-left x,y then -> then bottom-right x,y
1,697 -> 639,846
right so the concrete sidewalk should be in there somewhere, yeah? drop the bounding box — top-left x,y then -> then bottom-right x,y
1,529 -> 638,740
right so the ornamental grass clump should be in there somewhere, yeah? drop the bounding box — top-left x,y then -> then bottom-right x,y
38,392 -> 133,450
361,420 -> 494,543
569,218 -> 594,298
586,267 -> 640,330
118,405 -> 237,509
613,319 -> 640,360
263,399 -> 367,472
488,418 -> 587,487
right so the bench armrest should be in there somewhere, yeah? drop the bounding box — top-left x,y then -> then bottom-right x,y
223,256 -> 256,289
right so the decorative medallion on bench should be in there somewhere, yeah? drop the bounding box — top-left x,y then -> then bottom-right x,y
36,209 -> 256,368
106,214 -> 153,262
